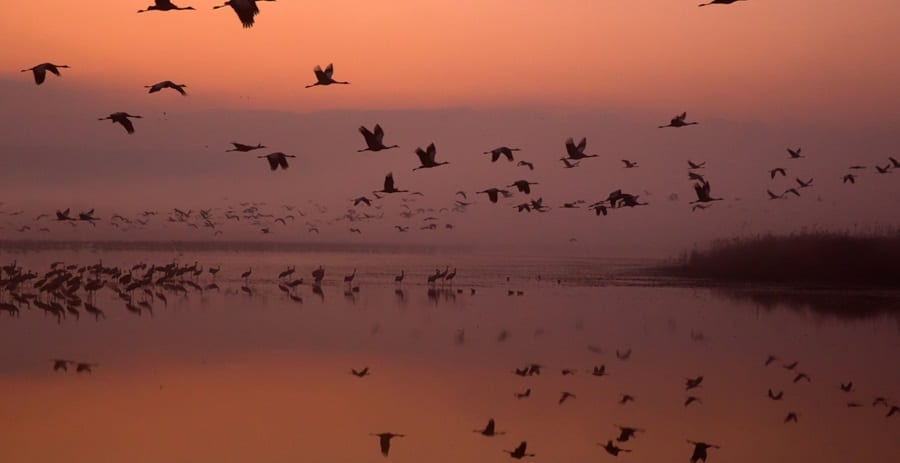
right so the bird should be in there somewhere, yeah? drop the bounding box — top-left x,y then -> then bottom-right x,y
227,142 -> 266,152
784,412 -> 799,423
875,164 -> 891,174
890,157 -> 900,168
358,125 -> 398,152
768,389 -> 784,400
616,349 -> 632,360
621,159 -> 638,168
840,382 -> 854,393
515,388 -> 531,399
75,362 -> 96,373
98,113 -> 142,134
517,160 -> 534,170
686,375 -> 704,390
370,433 -> 404,457
504,441 -> 535,459
474,418 -> 505,436
615,425 -> 644,443
842,174 -> 857,184
767,189 -> 784,200
212,0 -> 275,28
684,396 -> 702,407
888,405 -> 899,417
483,146 -> 520,162
764,355 -> 779,366
413,143 -> 449,170
477,188 -> 512,203
394,270 -> 405,284
563,137 -> 598,160
241,267 -> 252,281
795,177 -> 814,188
560,158 -> 580,169
305,63 -> 349,88
344,269 -> 357,284
782,361 -> 799,370
508,180 -> 538,194
258,152 -> 295,170
769,167 -> 786,179
659,112 -> 698,128
21,63 -> 69,85
619,394 -> 635,404
52,359 -> 73,371
145,80 -> 187,95
351,367 -> 370,378
698,0 -> 747,6
138,1 -> 195,12
688,171 -> 706,182
688,160 -> 706,169
787,147 -> 804,159
559,391 -> 576,404
691,180 -> 723,203
793,373 -> 811,383
352,196 -> 372,207
600,440 -> 632,456
374,173 -> 408,195
687,441 -> 720,463
592,365 -> 608,377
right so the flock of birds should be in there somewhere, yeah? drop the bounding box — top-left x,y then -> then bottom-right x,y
1,256 -> 898,460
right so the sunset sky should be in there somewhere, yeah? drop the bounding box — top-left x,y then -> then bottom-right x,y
1,1 -> 899,254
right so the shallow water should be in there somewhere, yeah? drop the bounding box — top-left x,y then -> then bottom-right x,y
1,249 -> 898,463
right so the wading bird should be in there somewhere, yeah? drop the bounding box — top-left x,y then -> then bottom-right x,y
659,112 -> 698,128
98,112 -> 142,134
21,63 -> 69,85
358,124 -> 398,152
138,0 -> 195,12
145,80 -> 187,95
305,63 -> 349,88
213,0 -> 276,28
258,152 -> 295,171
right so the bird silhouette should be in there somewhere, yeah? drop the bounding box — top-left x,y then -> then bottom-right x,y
508,180 -> 538,194
600,440 -> 632,456
227,142 -> 266,152
212,0 -> 275,28
413,143 -> 449,170
699,0 -> 746,6
559,391 -> 576,404
138,0 -> 195,12
688,160 -> 706,169
517,160 -> 534,170
769,167 -> 786,179
621,159 -> 638,168
563,137 -> 598,160
686,375 -> 704,390
768,389 -> 784,400
687,440 -> 720,462
75,362 -> 97,373
619,394 -> 635,404
840,381 -> 854,393
370,433 -> 404,457
684,396 -> 702,407
615,425 -> 644,442
515,388 -> 531,399
258,152 -> 295,170
477,188 -> 512,203
21,63 -> 69,85
793,373 -> 811,383
52,359 -> 73,371
784,412 -> 799,423
145,80 -> 187,95
474,418 -> 506,436
504,441 -> 535,459
787,147 -> 804,159
691,180 -> 722,203
484,146 -> 520,162
358,125 -> 398,152
351,367 -> 370,378
305,63 -> 349,88
842,174 -> 857,184
98,113 -> 142,134
795,177 -> 814,188
374,173 -> 409,195
659,112 -> 698,128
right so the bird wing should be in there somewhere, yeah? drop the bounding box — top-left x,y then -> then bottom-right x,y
118,116 -> 136,134
324,63 -> 334,78
374,124 -> 385,141
265,155 -> 279,170
313,65 -> 326,81
33,67 -> 47,85
576,137 -> 587,153
415,147 -> 430,166
384,173 -> 395,191
426,143 -> 436,162
380,435 -> 390,456
232,1 -> 257,28
45,64 -> 61,76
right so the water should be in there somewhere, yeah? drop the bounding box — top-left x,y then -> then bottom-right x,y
1,248 -> 898,462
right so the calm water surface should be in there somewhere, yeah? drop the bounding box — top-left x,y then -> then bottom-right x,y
1,248 -> 898,462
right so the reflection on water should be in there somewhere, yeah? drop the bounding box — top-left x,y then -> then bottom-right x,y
712,287 -> 900,322
0,249 -> 898,463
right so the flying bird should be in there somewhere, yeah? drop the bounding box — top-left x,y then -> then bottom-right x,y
563,137 -> 598,160
138,1 -> 196,13
769,167 -> 786,179
413,143 -> 449,170
787,147 -> 804,159
212,0 -> 275,28
258,152 -> 295,171
145,80 -> 187,95
659,112 -> 698,128
370,433 -> 404,457
687,440 -> 720,463
477,188 -> 512,203
358,124 -> 398,152
504,441 -> 535,459
98,112 -> 142,134
484,146 -> 520,162
600,440 -> 632,456
508,180 -> 538,194
474,418 -> 505,436
351,367 -> 370,378
374,173 -> 409,195
691,180 -> 722,203
227,142 -> 266,152
517,160 -> 534,170
688,160 -> 706,169
305,63 -> 349,88
21,63 -> 69,85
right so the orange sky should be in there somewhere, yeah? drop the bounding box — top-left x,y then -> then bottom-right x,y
4,0 -> 900,123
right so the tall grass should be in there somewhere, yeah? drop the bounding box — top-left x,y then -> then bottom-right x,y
668,231 -> 900,288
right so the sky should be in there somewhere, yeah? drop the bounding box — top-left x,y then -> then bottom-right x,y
1,0 -> 899,256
